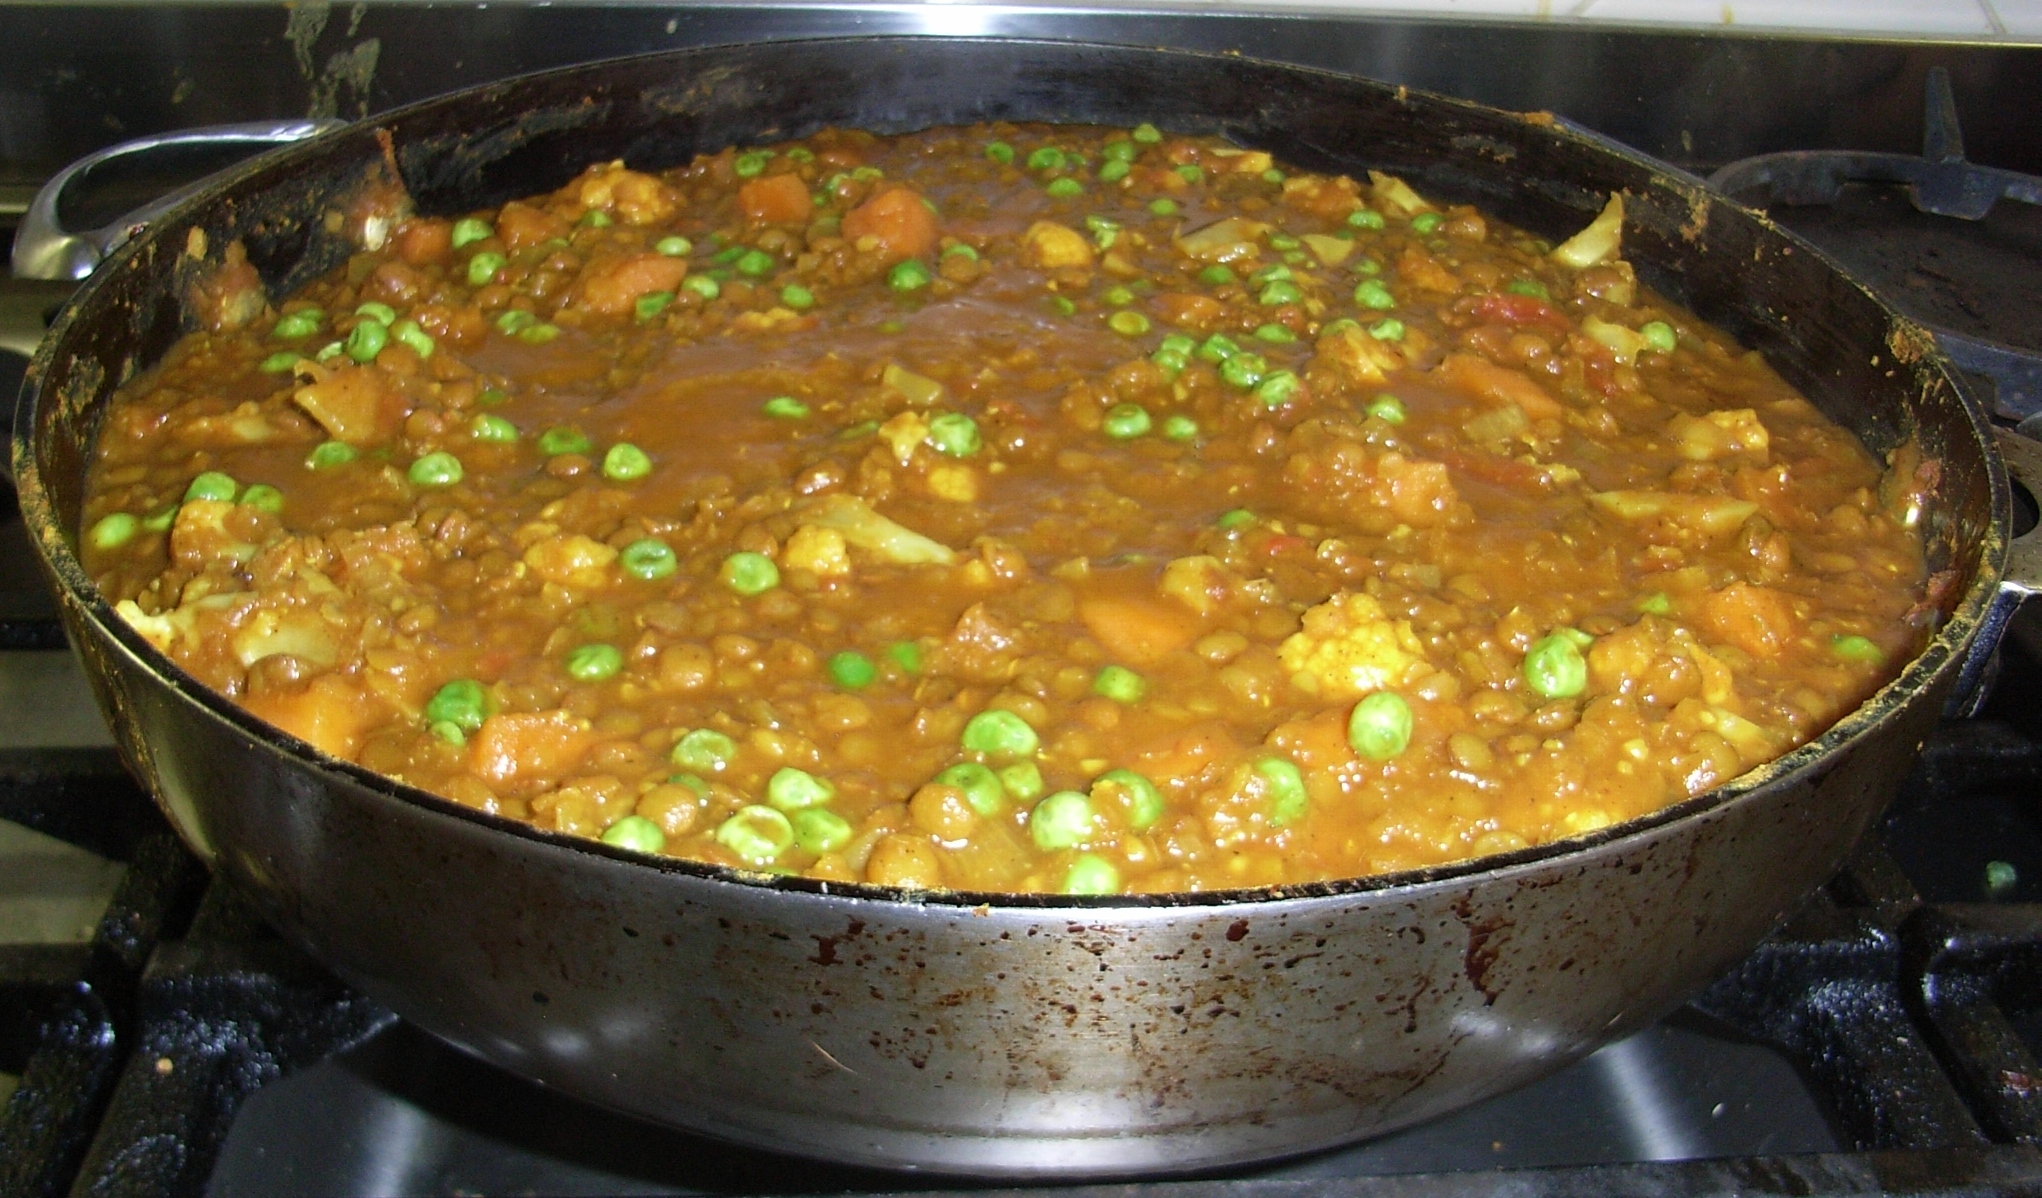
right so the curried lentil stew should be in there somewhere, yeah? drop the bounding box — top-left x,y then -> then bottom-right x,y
78,122 -> 1932,896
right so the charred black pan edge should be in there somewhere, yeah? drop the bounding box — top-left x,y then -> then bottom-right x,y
7,37 -> 2013,1178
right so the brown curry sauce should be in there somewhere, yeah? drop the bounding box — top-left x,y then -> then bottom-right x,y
78,123 -> 1929,894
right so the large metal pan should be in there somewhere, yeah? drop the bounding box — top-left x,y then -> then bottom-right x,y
11,37 -> 2040,1178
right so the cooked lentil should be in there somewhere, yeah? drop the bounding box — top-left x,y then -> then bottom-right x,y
79,123 -> 1932,894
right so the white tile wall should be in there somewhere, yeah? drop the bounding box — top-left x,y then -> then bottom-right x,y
1129,0 -> 2038,40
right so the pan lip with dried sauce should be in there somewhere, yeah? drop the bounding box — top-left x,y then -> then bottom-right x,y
14,35 -> 2010,913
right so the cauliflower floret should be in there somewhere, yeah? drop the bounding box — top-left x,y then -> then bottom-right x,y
783,524 -> 851,577
1278,592 -> 1428,698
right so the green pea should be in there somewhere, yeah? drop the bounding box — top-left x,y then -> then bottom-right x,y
791,808 -> 853,855
1131,123 -> 1163,144
1097,159 -> 1131,184
1257,757 -> 1309,827
141,506 -> 177,533
610,538 -> 674,582
601,814 -> 666,854
779,284 -> 815,310
888,641 -> 922,674
1092,769 -> 1163,829
1148,199 -> 1179,217
734,151 -> 772,178
239,484 -> 283,514
1151,348 -> 1190,376
1831,634 -> 1884,663
1029,791 -> 1097,851
467,252 -> 507,286
577,209 -> 613,229
306,441 -> 357,470
185,472 -> 239,503
1175,164 -> 1204,185
518,322 -> 562,345
428,720 -> 466,747
451,217 -> 494,249
1411,212 -> 1444,234
1524,633 -> 1589,699
927,412 -> 981,457
672,728 -> 737,773
635,291 -> 674,322
1026,146 -> 1067,172
1048,296 -> 1076,317
1267,233 -> 1300,252
1351,256 -> 1383,277
565,642 -> 622,682
1102,285 -> 1133,307
1348,692 -> 1414,761
470,413 -> 518,444
714,244 -> 749,265
1253,323 -> 1296,344
961,710 -> 1039,761
87,512 -> 139,551
1102,403 -> 1152,440
716,805 -> 794,865
1347,208 -> 1386,230
477,388 -> 509,406
655,235 -> 692,256
1262,168 -> 1286,184
391,319 -> 434,358
1198,265 -> 1237,287
1255,280 -> 1299,307
1093,665 -> 1145,704
762,396 -> 810,420
1198,333 -> 1244,363
683,275 -> 721,301
1354,279 -> 1396,310
272,308 -> 323,340
1986,859 -> 2020,893
495,309 -> 536,333
1637,592 -> 1672,616
999,761 -> 1045,803
766,767 -> 834,811
345,319 -> 388,363
259,351 -> 301,373
354,302 -> 398,325
408,452 -> 463,488
1045,177 -> 1084,199
1254,370 -> 1301,407
1641,321 -> 1678,353
828,651 -> 877,689
721,551 -> 780,595
537,426 -> 592,457
888,259 -> 932,292
602,443 -> 653,482
942,243 -> 980,261
1062,854 -> 1122,896
425,679 -> 491,733
1220,352 -> 1268,390
985,141 -> 1015,164
1506,277 -> 1550,300
936,763 -> 1006,816
1107,310 -> 1151,337
1217,508 -> 1255,529
1369,319 -> 1406,342
1161,414 -> 1199,441
1366,393 -> 1407,424
727,249 -> 770,278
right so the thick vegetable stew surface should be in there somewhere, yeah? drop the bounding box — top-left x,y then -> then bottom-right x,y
80,124 -> 1932,894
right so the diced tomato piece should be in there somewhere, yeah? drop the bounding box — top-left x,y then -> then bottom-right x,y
1468,292 -> 1569,331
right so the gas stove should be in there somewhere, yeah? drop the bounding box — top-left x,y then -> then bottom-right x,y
4,7 -> 2042,1196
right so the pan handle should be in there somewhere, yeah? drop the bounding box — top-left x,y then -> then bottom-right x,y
11,119 -> 345,282
1946,427 -> 2042,715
